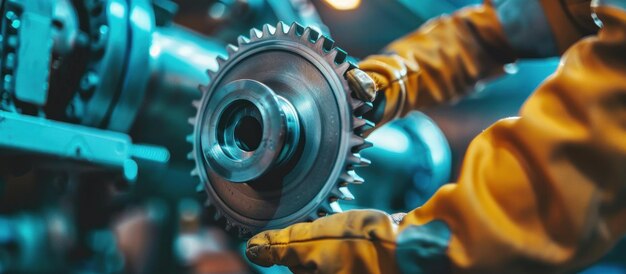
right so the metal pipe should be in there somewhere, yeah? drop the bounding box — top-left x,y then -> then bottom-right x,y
130,26 -> 227,165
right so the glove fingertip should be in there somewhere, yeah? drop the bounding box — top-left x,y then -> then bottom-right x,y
246,244 -> 275,267
246,231 -> 277,266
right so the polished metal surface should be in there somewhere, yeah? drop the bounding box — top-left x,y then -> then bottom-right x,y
73,0 -> 130,128
190,22 -> 373,236
130,26 -> 226,165
349,111 -> 452,212
107,0 -> 154,132
202,79 -> 301,182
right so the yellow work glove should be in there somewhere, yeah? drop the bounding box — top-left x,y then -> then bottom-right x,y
246,210 -> 452,274
355,0 -> 597,127
247,3 -> 626,274
357,1 -> 516,126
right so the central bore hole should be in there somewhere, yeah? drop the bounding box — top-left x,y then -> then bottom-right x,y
234,116 -> 262,151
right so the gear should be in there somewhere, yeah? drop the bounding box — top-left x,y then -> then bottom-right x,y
189,22 -> 374,236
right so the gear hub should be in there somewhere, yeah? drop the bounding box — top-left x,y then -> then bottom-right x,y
189,22 -> 373,236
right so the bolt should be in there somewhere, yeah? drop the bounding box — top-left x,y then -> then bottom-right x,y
79,71 -> 99,97
346,68 -> 377,102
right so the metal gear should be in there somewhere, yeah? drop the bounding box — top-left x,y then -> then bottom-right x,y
189,22 -> 374,236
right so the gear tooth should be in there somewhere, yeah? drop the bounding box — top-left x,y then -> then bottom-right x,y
249,28 -> 262,40
195,182 -> 204,192
186,134 -> 193,143
275,21 -> 287,35
205,68 -> 217,80
191,23 -> 369,233
238,226 -> 250,237
301,27 -> 310,40
353,116 -> 366,128
348,170 -> 365,184
188,117 -> 196,126
187,152 -> 195,160
204,199 -> 212,207
225,220 -> 233,231
226,44 -> 238,55
302,27 -> 320,43
354,101 -> 373,116
308,211 -> 321,221
190,167 -> 199,176
288,22 -> 304,37
329,200 -> 343,213
213,210 -> 223,220
237,35 -> 250,46
314,35 -> 334,52
353,117 -> 375,134
192,100 -> 201,109
336,60 -> 351,73
347,154 -> 359,166
262,24 -> 275,36
216,55 -> 227,66
351,135 -> 373,152
357,155 -> 372,167
350,134 -> 365,146
331,186 -> 355,201
319,202 -> 333,214
325,49 -> 338,64
320,36 -> 335,52
357,140 -> 374,152
314,36 -> 324,51
348,153 -> 371,168
208,70 -> 217,80
340,172 -> 352,184
339,171 -> 363,185
339,186 -> 355,200
332,47 -> 348,65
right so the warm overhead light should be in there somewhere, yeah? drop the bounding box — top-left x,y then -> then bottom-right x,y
323,0 -> 361,10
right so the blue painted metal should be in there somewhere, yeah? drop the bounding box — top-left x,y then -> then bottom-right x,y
0,111 -> 168,181
348,111 -> 452,211
14,0 -> 54,106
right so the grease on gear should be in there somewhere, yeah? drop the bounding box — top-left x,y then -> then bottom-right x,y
188,22 -> 374,236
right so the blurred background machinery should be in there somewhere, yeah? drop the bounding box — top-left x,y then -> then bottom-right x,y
0,0 -> 624,273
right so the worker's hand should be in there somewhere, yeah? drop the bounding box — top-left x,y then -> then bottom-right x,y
246,210 -> 400,273
246,209 -> 452,274
348,3 -> 521,128
346,68 -> 379,103
356,55 -> 412,126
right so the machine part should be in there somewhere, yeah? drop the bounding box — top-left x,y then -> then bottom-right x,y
73,0 -> 155,132
0,111 -> 169,181
0,211 -> 74,272
0,0 -> 224,186
130,25 -> 226,164
0,0 -> 56,110
346,68 -> 377,102
106,0 -> 154,131
13,0 -> 54,106
65,0 -> 130,127
190,22 -> 373,236
349,111 -> 452,212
